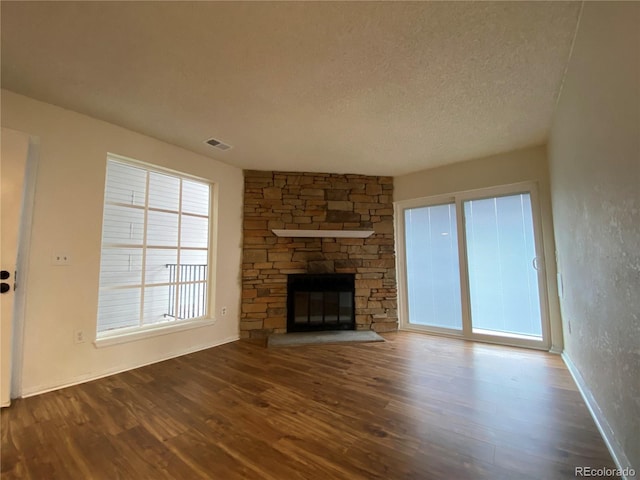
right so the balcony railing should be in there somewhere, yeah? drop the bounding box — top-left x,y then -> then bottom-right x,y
164,264 -> 207,320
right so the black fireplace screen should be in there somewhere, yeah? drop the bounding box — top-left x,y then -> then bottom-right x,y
287,274 -> 355,332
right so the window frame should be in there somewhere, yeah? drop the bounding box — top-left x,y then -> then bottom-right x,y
94,153 -> 216,347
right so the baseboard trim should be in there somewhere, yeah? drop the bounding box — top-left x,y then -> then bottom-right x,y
20,335 -> 239,399
562,352 -> 634,479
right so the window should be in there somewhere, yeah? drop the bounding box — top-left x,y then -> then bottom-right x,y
96,155 -> 211,338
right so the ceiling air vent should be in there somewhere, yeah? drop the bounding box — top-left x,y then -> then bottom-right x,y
205,137 -> 232,151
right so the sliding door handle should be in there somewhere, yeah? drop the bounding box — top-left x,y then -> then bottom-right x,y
532,257 -> 544,271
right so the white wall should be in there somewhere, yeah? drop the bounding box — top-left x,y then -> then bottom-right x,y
548,2 -> 639,471
394,145 -> 563,352
1,90 -> 244,396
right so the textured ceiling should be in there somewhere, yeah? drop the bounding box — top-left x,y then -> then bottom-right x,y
1,2 -> 581,176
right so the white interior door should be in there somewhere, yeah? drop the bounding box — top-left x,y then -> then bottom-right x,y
1,128 -> 30,406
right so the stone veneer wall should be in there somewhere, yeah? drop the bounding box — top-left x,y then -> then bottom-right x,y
240,171 -> 398,339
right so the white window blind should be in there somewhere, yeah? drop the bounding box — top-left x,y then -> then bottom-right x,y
97,157 -> 211,335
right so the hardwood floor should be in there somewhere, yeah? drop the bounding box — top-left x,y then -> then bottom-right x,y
1,332 -> 618,479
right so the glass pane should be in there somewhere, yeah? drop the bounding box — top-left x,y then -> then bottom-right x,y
148,172 -> 180,211
101,204 -> 145,245
404,203 -> 462,329
105,161 -> 146,206
177,263 -> 208,284
147,210 -> 179,246
97,288 -> 140,332
176,280 -> 207,319
324,292 -> 339,323
294,292 -> 309,324
99,248 -> 143,287
145,248 -> 178,285
182,180 -> 210,216
143,285 -> 172,325
180,215 -> 209,248
464,194 -> 542,337
179,249 -> 208,277
339,292 -> 352,321
309,292 -> 323,324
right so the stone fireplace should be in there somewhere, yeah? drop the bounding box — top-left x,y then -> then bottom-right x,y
240,171 -> 398,339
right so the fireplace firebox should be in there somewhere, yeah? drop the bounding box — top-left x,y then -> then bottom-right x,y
287,274 -> 355,332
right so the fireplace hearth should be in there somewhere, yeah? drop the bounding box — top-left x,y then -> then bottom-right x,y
287,274 -> 355,332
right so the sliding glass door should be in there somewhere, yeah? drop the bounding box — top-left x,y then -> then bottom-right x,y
404,203 -> 462,331
464,194 -> 542,339
399,184 -> 550,349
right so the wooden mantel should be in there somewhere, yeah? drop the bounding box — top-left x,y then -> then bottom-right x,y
271,229 -> 375,238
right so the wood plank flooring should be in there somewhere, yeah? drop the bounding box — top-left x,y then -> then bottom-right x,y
1,332 -> 618,479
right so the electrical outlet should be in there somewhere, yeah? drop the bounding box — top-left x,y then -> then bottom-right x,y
74,329 -> 85,344
53,252 -> 72,266
221,307 -> 227,316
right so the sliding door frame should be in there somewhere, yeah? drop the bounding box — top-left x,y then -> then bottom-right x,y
395,181 -> 552,351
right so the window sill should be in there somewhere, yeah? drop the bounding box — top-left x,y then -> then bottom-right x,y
94,317 -> 216,348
